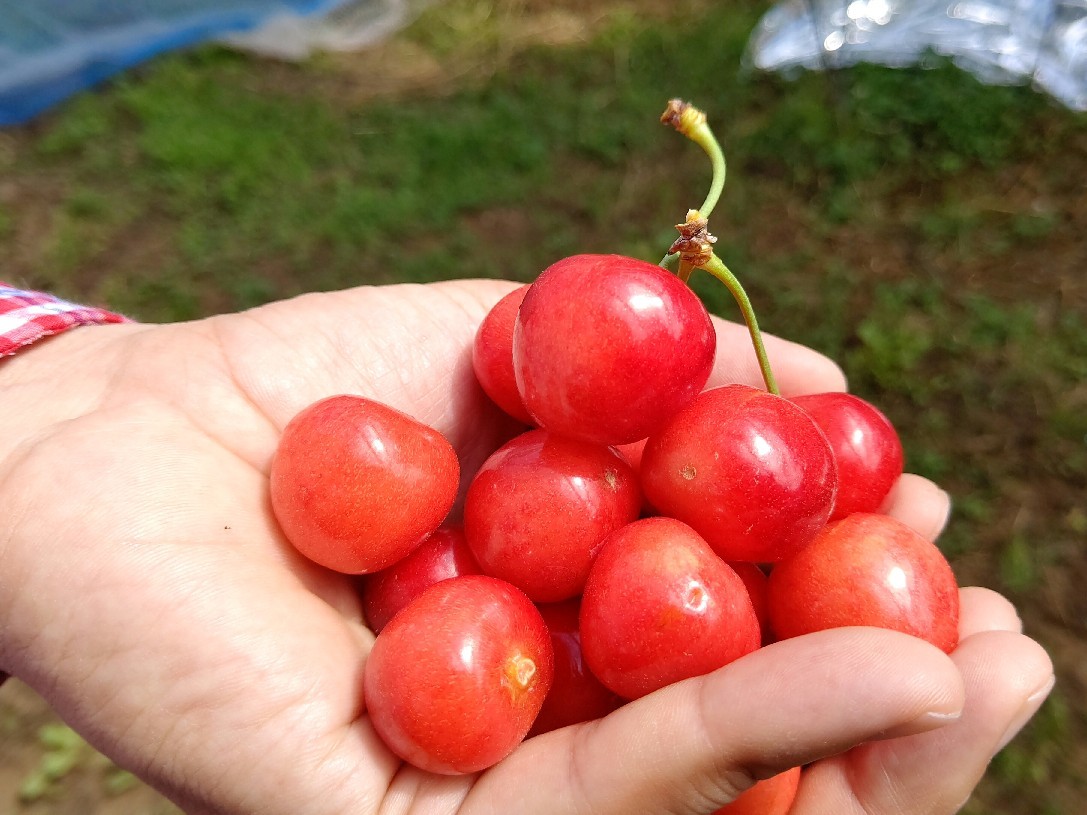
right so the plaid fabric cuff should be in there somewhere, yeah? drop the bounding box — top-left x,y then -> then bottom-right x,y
0,283 -> 128,357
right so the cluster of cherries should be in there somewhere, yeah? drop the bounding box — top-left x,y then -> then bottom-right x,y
267,103 -> 961,813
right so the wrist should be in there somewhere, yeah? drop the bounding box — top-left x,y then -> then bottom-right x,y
0,320 -> 148,682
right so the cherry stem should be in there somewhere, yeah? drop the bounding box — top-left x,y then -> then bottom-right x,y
697,253 -> 780,396
659,100 -> 728,268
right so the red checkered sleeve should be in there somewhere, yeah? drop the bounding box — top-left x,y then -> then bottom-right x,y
0,283 -> 129,357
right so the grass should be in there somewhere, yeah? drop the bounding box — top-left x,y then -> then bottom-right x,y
2,1 -> 1085,813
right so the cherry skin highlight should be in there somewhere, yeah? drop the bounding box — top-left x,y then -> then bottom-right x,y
767,513 -> 960,653
580,517 -> 761,700
792,391 -> 904,520
513,254 -> 716,445
270,395 -> 459,574
641,384 -> 838,563
464,429 -> 642,603
364,575 -> 554,774
711,766 -> 802,815
472,284 -> 534,425
360,525 -> 481,633
529,598 -> 624,737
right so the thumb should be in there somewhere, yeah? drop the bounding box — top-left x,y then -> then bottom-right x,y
463,627 -> 965,815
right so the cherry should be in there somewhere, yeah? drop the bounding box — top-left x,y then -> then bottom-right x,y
580,517 -> 761,700
727,561 -> 771,641
364,575 -> 553,774
792,391 -> 904,520
767,513 -> 960,653
513,254 -> 716,445
711,766 -> 801,815
360,525 -> 481,633
464,429 -> 642,603
270,395 -> 459,574
529,598 -> 624,737
472,284 -> 534,425
641,384 -> 838,564
614,438 -> 648,474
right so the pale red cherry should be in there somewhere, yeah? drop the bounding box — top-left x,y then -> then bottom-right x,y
641,384 -> 837,563
360,525 -> 481,633
472,285 -> 534,425
270,395 -> 459,574
712,766 -> 802,815
513,254 -> 716,445
727,561 -> 771,640
364,575 -> 553,774
792,391 -> 904,520
465,429 -> 641,603
767,513 -> 960,653
615,438 -> 648,473
529,598 -> 624,737
580,517 -> 761,700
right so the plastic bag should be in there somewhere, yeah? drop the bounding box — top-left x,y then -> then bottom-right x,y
745,0 -> 1087,111
221,0 -> 434,61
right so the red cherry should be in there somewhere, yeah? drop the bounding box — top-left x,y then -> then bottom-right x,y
529,598 -> 624,737
360,525 -> 482,633
364,575 -> 553,774
727,561 -> 771,640
641,384 -> 838,563
472,284 -> 534,425
767,513 -> 960,653
513,254 -> 716,445
792,391 -> 904,520
712,766 -> 801,815
614,438 -> 648,473
270,395 -> 459,574
580,517 -> 761,700
464,429 -> 642,603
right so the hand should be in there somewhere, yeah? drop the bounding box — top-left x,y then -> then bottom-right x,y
0,280 -> 1052,815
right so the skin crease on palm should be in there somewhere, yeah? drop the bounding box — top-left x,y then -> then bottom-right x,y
0,279 -> 1053,815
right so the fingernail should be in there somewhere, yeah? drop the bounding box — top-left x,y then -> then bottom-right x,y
994,674 -> 1055,754
880,707 -> 963,740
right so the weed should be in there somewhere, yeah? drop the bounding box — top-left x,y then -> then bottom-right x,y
1000,532 -> 1041,594
19,724 -> 87,803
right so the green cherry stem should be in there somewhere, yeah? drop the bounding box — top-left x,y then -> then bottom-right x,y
661,99 -> 727,218
688,124 -> 726,220
697,253 -> 780,396
659,99 -> 727,268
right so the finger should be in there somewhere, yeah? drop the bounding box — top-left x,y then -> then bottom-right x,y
463,628 -> 964,815
793,629 -> 1053,815
958,587 -> 1022,639
708,319 -> 848,396
880,473 -> 952,540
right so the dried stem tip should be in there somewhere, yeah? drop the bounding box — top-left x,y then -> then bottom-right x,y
660,99 -> 708,137
668,210 -> 717,267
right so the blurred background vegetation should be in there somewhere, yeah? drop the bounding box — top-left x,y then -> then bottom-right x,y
1,1 -> 1084,813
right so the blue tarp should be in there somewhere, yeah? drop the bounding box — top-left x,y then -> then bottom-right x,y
0,1 -> 349,126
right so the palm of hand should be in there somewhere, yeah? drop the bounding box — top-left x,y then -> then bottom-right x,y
2,281 -> 525,813
0,280 -> 1051,815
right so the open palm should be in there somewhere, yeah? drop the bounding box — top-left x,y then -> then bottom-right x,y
0,279 -> 1051,815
